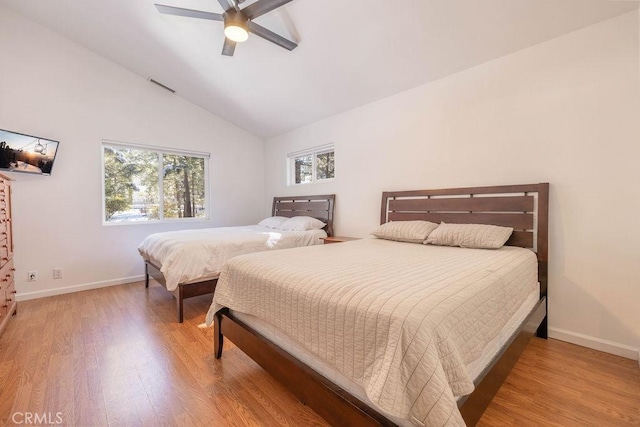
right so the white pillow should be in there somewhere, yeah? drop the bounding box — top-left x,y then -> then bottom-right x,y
424,222 -> 513,249
371,220 -> 439,243
258,216 -> 289,229
281,216 -> 326,231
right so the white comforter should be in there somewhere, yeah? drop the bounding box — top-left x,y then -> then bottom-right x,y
206,239 -> 538,427
138,225 -> 326,291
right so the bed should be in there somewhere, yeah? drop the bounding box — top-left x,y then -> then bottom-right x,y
139,194 -> 335,322
208,183 -> 549,426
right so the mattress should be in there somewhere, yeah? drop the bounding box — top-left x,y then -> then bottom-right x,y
138,225 -> 326,291
207,238 -> 539,427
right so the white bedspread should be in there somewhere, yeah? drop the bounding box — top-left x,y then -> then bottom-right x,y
138,225 -> 326,291
206,239 -> 538,427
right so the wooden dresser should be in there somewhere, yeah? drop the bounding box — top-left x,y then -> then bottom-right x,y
0,172 -> 15,336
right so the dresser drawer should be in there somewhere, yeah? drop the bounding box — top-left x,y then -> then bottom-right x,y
4,279 -> 16,316
0,259 -> 14,317
0,238 -> 9,267
0,258 -> 14,289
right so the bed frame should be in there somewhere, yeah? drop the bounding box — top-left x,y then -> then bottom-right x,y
214,183 -> 549,426
145,194 -> 335,322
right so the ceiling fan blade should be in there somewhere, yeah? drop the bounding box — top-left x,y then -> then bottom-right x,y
216,0 -> 235,12
248,22 -> 297,51
243,0 -> 293,20
155,4 -> 223,21
222,38 -> 236,56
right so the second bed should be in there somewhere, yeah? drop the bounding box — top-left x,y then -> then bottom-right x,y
139,194 -> 335,322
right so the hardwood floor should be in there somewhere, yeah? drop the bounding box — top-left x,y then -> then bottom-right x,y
478,335 -> 640,426
1,282 -> 638,426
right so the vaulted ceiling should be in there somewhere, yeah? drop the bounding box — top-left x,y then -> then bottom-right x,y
2,0 -> 638,137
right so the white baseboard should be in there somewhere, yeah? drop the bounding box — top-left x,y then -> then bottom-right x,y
16,275 -> 145,301
549,327 -> 639,361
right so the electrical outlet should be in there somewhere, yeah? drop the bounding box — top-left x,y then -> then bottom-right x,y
28,271 -> 37,282
53,268 -> 63,279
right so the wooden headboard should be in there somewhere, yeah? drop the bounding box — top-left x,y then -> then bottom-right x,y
380,183 -> 549,297
272,194 -> 336,237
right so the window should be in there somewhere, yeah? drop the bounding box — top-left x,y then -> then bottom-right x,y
288,144 -> 334,185
102,141 -> 209,223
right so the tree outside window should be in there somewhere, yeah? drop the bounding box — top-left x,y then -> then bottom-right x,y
103,143 -> 208,223
294,155 -> 312,184
315,151 -> 334,180
289,145 -> 334,185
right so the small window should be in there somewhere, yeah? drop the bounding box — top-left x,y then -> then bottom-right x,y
288,144 -> 334,185
102,141 -> 209,223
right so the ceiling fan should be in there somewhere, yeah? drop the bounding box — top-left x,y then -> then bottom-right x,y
155,0 -> 297,56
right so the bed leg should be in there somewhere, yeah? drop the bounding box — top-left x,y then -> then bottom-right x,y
177,286 -> 184,323
145,263 -> 149,288
214,310 -> 224,359
536,315 -> 548,339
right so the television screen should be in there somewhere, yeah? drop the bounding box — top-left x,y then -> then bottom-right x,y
0,128 -> 60,175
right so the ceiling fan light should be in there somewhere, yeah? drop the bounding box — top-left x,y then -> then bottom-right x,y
224,22 -> 249,42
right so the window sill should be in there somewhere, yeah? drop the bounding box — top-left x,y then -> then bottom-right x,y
102,217 -> 212,226
288,178 -> 335,187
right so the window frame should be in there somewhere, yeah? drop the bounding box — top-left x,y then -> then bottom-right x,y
101,140 -> 211,225
287,144 -> 335,186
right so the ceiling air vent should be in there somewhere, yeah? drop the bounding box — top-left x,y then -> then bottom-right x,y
148,78 -> 175,93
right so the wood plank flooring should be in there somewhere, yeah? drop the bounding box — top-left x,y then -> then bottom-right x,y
1,282 -> 638,426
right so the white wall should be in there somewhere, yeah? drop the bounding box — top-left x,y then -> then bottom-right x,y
265,12 -> 640,358
0,6 -> 265,299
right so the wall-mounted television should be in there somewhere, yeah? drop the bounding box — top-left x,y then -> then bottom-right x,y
0,128 -> 60,175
